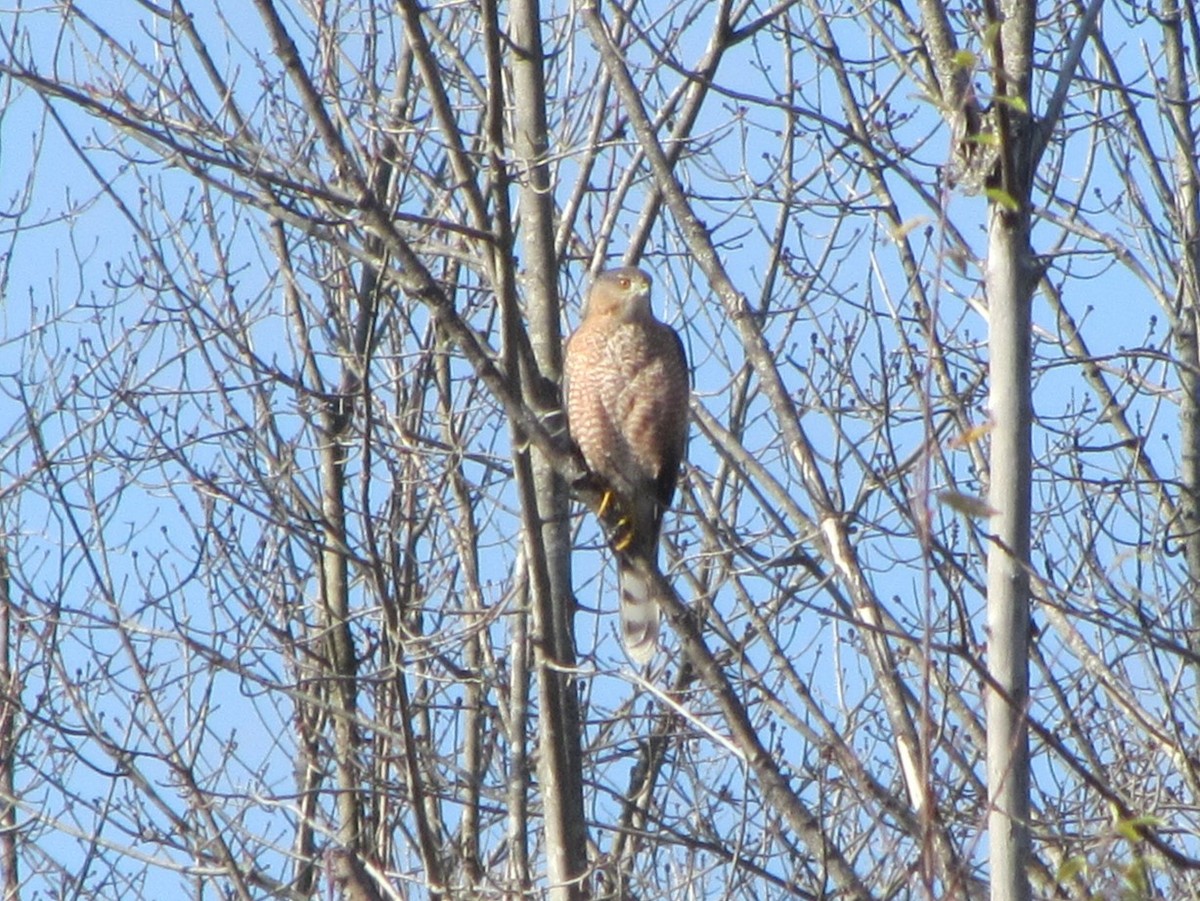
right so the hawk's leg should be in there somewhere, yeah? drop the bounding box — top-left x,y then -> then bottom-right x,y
597,487 -> 618,518
596,488 -> 637,552
611,517 -> 636,552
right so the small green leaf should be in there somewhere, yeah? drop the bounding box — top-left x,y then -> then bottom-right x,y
996,95 -> 1029,114
947,420 -> 993,448
1115,819 -> 1142,842
1055,856 -> 1086,883
1125,814 -> 1166,831
937,490 -> 997,519
1122,857 -> 1151,894
890,216 -> 929,240
952,50 -> 977,69
1113,813 -> 1162,842
964,131 -> 999,146
985,187 -> 1019,211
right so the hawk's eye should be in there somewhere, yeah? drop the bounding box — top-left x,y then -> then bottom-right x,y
618,277 -> 630,288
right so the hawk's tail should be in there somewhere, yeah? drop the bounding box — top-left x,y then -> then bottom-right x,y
617,560 -> 660,663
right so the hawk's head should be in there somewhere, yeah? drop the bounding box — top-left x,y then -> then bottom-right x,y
586,266 -> 653,321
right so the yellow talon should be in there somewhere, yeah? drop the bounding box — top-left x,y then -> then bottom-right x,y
595,487 -> 635,551
612,518 -> 635,552
597,489 -> 616,517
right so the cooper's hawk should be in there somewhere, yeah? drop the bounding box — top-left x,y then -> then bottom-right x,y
564,266 -> 690,663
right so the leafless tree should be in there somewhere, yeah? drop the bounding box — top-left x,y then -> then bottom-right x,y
0,1 -> 1198,898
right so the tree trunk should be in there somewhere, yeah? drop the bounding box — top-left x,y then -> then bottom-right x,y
1161,0 -> 1200,695
318,383 -> 365,857
0,538 -> 18,901
508,1 -> 589,897
985,213 -> 1034,901
984,1 -> 1035,898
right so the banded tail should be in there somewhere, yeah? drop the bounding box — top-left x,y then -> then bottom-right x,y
617,560 -> 659,663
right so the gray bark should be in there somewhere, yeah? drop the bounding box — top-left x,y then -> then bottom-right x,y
1161,0 -> 1200,686
984,215 -> 1034,901
0,538 -> 17,901
508,2 -> 589,897
983,1 -> 1035,899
